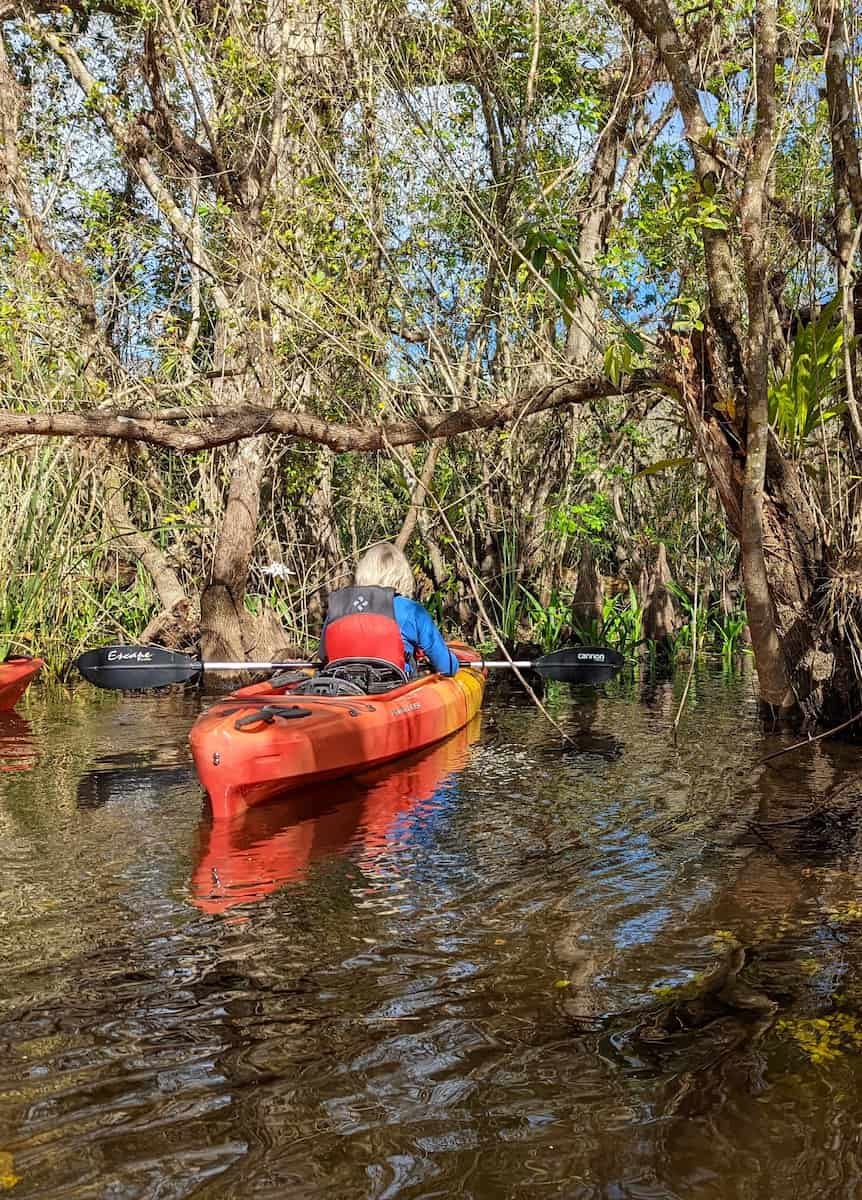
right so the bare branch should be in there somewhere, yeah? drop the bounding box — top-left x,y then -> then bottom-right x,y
154,0 -> 230,187
0,36 -> 99,333
0,372 -> 658,452
28,17 -> 232,313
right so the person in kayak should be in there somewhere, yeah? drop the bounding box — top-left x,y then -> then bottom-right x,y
320,542 -> 460,677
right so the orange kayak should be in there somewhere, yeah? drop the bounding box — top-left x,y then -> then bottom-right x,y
189,665 -> 485,819
190,717 -> 481,913
0,658 -> 43,711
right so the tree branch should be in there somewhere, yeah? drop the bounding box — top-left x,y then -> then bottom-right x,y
28,17 -> 233,314
612,0 -> 746,360
0,372 -> 658,452
152,1 -> 230,189
0,35 -> 100,333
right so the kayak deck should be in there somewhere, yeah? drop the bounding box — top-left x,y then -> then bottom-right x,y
0,658 -> 43,711
189,665 -> 485,818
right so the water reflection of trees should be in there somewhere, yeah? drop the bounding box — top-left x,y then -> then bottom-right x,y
551,690 -> 862,1193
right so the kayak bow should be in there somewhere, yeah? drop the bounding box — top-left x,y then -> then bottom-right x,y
0,658 -> 43,711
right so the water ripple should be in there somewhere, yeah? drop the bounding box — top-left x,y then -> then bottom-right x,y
2,673 -> 861,1196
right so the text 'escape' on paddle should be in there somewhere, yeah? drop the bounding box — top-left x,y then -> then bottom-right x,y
75,644 -> 625,690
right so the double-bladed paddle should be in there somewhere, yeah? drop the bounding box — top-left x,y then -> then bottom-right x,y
75,643 -> 625,690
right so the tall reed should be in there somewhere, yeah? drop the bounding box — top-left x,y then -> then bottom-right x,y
0,448 -> 159,666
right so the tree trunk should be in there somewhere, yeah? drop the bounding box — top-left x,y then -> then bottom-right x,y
641,542 -> 675,643
565,89 -> 636,365
199,437 -> 276,661
572,541 -> 604,628
195,0 -> 333,663
614,0 -> 853,722
99,454 -> 193,643
672,326 -> 862,724
737,0 -> 794,711
396,444 -> 441,551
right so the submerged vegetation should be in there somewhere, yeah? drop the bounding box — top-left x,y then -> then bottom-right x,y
777,1014 -> 862,1066
0,0 -> 860,722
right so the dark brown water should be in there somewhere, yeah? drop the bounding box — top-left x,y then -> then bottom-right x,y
2,668 -> 862,1198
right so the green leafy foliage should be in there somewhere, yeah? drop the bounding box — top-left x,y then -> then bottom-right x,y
516,220 -> 586,317
668,296 -> 705,333
603,332 -> 645,384
519,586 -> 571,651
547,493 -> 614,546
597,584 -> 644,653
712,607 -> 748,665
768,301 -> 848,450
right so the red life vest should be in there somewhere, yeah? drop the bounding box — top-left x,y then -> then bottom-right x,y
320,586 -> 405,668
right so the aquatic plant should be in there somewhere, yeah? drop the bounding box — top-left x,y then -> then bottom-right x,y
712,607 -> 749,664
519,586 -> 572,652
777,1013 -> 862,1065
593,585 -> 644,654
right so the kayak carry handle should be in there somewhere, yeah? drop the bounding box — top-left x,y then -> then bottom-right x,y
234,705 -> 313,730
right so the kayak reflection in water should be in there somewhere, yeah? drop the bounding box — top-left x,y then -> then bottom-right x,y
0,712 -> 37,772
189,718 -> 480,915
320,542 -> 462,678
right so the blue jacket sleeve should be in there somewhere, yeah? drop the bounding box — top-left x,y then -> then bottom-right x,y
408,601 -> 460,676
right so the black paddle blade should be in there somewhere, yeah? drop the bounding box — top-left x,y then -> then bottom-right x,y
535,646 -> 625,684
76,644 -> 201,690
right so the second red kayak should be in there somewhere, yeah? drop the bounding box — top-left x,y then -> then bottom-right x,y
189,664 -> 485,819
0,658 -> 43,711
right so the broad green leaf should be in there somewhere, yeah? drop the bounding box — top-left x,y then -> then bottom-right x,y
547,265 -> 568,299
633,456 -> 695,479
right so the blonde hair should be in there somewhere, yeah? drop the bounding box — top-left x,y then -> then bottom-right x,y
354,542 -> 415,597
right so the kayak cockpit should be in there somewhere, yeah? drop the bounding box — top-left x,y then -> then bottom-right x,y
289,657 -> 409,697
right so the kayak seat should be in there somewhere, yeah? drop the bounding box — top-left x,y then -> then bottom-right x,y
294,657 -> 409,697
294,675 -> 367,697
268,669 -> 312,689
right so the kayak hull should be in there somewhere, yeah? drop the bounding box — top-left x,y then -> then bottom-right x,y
190,717 -> 482,914
189,666 -> 485,819
0,658 -> 43,711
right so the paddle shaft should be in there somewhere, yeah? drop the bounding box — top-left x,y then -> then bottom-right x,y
201,660 -> 540,670
91,659 -> 539,671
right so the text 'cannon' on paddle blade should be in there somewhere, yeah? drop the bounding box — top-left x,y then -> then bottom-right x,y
75,644 -> 201,690
534,646 -> 625,684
